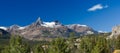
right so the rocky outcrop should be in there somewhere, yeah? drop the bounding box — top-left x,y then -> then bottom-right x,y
30,17 -> 43,28
109,25 -> 120,38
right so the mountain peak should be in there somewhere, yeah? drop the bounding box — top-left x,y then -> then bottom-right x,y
36,17 -> 42,22
9,24 -> 20,30
35,17 -> 43,26
10,24 -> 20,28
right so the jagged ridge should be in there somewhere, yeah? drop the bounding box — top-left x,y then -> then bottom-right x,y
0,17 -> 98,40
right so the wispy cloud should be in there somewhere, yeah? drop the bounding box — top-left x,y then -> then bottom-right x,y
88,4 -> 108,12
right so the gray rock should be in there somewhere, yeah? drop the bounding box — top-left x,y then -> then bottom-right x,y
109,25 -> 120,38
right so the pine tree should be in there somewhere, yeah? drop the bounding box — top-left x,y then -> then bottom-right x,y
2,35 -> 30,53
48,38 -> 70,53
79,35 -> 96,53
91,36 -> 112,53
33,44 -> 45,53
68,32 -> 77,53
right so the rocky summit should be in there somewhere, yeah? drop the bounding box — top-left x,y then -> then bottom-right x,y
0,17 -> 98,40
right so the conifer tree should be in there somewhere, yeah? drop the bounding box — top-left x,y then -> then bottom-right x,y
2,35 -> 30,53
48,38 -> 70,53
33,44 -> 45,53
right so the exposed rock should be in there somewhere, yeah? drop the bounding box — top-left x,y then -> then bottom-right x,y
0,29 -> 9,35
66,24 -> 97,35
33,17 -> 43,27
109,25 -> 120,38
8,25 -> 20,30
54,20 -> 62,25
0,29 -> 10,38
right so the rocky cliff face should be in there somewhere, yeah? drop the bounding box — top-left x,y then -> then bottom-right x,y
0,17 -> 98,40
109,25 -> 120,38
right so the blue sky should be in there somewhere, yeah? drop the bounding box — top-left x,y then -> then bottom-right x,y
0,0 -> 120,32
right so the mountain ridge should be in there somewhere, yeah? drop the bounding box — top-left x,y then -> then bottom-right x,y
0,17 -> 102,40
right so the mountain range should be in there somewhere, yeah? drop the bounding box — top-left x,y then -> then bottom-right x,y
0,17 -> 103,40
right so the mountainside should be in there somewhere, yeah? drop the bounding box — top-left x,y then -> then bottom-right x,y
0,17 -> 98,40
66,24 -> 98,35
0,29 -> 10,39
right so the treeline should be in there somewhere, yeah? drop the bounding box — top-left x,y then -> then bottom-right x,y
0,34 -> 120,53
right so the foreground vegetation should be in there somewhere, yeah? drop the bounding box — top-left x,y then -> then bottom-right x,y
0,33 -> 120,53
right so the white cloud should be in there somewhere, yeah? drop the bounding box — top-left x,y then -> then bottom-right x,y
88,4 -> 108,11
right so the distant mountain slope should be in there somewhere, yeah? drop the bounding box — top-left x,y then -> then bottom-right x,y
0,17 -> 99,40
0,29 -> 10,39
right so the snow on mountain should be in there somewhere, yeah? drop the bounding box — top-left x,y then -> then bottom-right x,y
75,24 -> 87,27
98,30 -> 108,33
0,27 -> 7,30
66,24 -> 88,28
86,31 -> 94,34
9,25 -> 20,29
9,25 -> 26,30
19,27 -> 26,30
0,17 -> 100,40
67,24 -> 87,27
0,25 -> 27,31
42,22 -> 61,28
33,18 -> 88,28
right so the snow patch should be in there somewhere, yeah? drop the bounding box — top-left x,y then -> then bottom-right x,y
76,24 -> 87,27
42,22 -> 61,28
87,31 -> 94,34
66,24 -> 88,27
98,30 -> 108,33
19,27 -> 26,30
0,27 -> 7,30
18,26 -> 28,30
